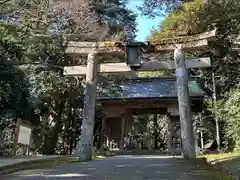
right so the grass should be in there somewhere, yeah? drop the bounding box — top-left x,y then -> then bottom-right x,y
94,155 -> 105,159
199,152 -> 240,179
200,152 -> 240,162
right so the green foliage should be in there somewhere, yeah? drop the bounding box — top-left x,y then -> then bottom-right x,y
0,20 -> 30,118
139,0 -> 190,17
0,0 -> 137,155
0,65 -> 29,116
148,0 -> 204,40
147,0 -> 240,151
91,0 -> 137,41
148,0 -> 240,40
131,114 -> 169,150
222,88 -> 240,150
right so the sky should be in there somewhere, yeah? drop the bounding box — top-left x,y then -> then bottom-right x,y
127,0 -> 165,41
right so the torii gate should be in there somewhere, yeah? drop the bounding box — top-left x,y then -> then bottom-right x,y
63,29 -> 216,161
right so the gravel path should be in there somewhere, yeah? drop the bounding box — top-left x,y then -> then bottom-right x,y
0,156 -> 60,168
3,155 -> 222,180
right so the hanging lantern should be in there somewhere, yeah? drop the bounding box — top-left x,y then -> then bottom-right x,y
125,42 -> 142,68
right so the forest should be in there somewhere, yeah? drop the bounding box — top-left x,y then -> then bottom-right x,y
0,0 -> 239,156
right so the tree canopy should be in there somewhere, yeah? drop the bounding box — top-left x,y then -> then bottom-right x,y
147,0 -> 240,150
148,0 -> 240,94
0,0 -> 137,155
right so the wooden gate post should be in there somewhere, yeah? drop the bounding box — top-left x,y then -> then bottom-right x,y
100,117 -> 105,150
77,53 -> 99,161
120,114 -> 126,150
167,114 -> 174,153
174,44 -> 196,159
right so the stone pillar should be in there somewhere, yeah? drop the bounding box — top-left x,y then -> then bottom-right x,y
174,45 -> 196,159
78,53 -> 98,161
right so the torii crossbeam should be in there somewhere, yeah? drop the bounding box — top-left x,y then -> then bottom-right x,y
63,29 -> 217,161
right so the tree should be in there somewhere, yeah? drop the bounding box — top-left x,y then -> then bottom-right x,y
139,0 -> 190,17
0,0 -> 137,155
0,19 -> 30,117
215,88 -> 240,150
147,0 -> 240,151
55,0 -> 137,41
148,0 -> 240,95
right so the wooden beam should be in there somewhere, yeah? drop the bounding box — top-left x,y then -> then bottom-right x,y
63,57 -> 211,76
64,29 -> 216,55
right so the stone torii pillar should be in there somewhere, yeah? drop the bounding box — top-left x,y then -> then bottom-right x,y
174,45 -> 196,159
77,53 -> 99,161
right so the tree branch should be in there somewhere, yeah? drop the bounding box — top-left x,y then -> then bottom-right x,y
0,0 -> 11,6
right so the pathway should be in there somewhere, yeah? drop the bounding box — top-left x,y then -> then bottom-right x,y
0,155 -> 60,168
3,155 -> 223,180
